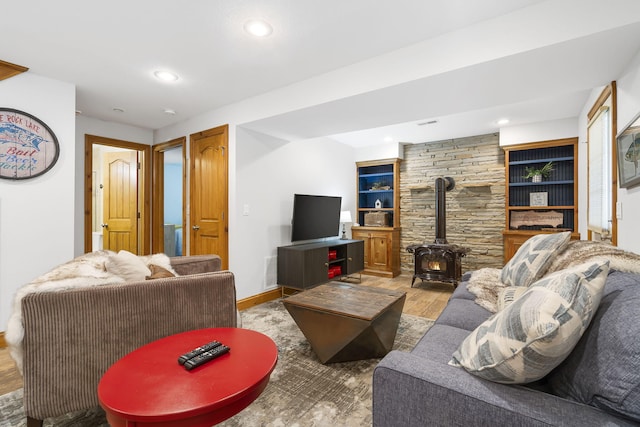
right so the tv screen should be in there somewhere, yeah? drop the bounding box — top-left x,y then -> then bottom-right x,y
291,194 -> 342,242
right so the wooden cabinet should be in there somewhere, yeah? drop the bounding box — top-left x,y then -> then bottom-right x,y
503,138 -> 579,263
351,227 -> 400,277
277,239 -> 364,290
352,158 -> 401,277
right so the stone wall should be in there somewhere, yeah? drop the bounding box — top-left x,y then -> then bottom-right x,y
400,133 -> 505,274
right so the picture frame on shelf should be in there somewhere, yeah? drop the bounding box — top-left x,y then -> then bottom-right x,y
617,111 -> 640,189
530,192 -> 548,207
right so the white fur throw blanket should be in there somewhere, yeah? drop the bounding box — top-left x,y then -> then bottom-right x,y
5,250 -> 176,374
466,240 -> 640,313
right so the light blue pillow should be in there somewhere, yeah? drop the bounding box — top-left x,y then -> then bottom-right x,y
501,231 -> 571,287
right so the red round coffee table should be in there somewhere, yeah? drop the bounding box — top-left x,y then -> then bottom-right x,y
98,328 -> 278,426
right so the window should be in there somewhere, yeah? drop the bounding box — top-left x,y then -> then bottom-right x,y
587,82 -> 617,244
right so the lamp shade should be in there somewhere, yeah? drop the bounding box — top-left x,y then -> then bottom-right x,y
340,210 -> 352,223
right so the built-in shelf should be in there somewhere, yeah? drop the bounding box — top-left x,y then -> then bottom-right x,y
503,138 -> 579,263
509,180 -> 574,187
509,205 -> 575,210
509,156 -> 574,166
353,158 -> 401,278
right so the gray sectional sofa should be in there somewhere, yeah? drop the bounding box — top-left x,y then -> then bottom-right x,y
373,268 -> 640,426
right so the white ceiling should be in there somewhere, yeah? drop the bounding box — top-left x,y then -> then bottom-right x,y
3,0 -> 640,146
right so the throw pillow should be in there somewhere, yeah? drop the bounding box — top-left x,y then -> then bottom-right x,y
548,271 -> 640,422
496,286 -> 528,312
140,253 -> 179,276
146,264 -> 176,280
105,250 -> 151,282
501,231 -> 571,287
449,260 -> 609,384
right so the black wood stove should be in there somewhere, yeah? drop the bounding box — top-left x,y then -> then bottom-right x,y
407,177 -> 470,288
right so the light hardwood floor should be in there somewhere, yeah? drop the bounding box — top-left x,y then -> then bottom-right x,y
0,273 -> 451,395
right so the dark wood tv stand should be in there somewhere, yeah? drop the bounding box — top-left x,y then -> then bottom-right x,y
277,239 -> 364,290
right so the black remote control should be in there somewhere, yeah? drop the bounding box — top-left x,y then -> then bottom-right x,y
177,341 -> 222,365
183,345 -> 230,370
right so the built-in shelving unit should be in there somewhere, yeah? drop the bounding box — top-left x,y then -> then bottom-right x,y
502,138 -> 579,262
351,158 -> 401,277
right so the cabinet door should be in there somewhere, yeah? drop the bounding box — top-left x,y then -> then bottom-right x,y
304,247 -> 330,287
351,230 -> 371,269
345,240 -> 364,274
369,231 -> 392,271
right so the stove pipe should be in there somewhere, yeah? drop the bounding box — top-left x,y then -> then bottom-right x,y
434,177 -> 454,244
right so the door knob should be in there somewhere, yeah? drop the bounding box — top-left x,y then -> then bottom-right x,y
101,223 -> 108,228
192,225 -> 200,231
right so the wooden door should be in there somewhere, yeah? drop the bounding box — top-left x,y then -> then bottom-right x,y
102,151 -> 138,253
190,125 -> 228,268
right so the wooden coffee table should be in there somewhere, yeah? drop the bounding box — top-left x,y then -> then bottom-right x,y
283,282 -> 406,364
98,328 -> 278,426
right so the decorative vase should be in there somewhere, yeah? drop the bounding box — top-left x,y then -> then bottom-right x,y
532,174 -> 542,183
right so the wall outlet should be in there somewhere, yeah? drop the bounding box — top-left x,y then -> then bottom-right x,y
616,202 -> 622,219
243,204 -> 250,216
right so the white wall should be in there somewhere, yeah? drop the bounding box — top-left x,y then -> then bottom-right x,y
354,142 -> 405,162
499,117 -> 578,147
235,128 -> 355,298
73,115 -> 154,256
573,50 -> 640,251
0,74 -> 75,328
613,48 -> 640,252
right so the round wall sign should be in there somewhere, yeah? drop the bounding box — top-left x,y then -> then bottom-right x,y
0,108 -> 59,180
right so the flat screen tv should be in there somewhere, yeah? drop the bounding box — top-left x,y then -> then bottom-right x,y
291,194 -> 342,242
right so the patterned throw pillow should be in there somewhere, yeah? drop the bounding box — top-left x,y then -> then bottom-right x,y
449,260 -> 609,384
501,231 -> 571,287
496,286 -> 528,312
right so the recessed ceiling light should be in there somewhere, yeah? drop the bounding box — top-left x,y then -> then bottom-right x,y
244,19 -> 273,37
417,120 -> 438,126
163,109 -> 176,115
384,136 -> 394,143
154,70 -> 179,82
497,118 -> 510,125
75,110 -> 82,115
113,107 -> 125,113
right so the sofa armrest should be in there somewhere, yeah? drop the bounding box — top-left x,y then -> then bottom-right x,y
21,270 -> 236,420
169,254 -> 221,275
373,350 -> 636,427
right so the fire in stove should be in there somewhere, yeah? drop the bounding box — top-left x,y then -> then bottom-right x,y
426,260 -> 445,271
407,176 -> 470,288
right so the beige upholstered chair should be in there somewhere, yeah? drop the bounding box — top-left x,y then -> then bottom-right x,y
18,255 -> 237,427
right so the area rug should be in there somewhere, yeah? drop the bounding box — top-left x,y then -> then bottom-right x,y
0,299 -> 433,427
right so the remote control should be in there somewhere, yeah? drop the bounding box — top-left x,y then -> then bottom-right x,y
183,345 -> 230,370
177,341 -> 222,365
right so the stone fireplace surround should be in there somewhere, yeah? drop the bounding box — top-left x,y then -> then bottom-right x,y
399,133 -> 505,274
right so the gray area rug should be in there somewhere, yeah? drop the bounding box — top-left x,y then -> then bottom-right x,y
0,299 -> 433,427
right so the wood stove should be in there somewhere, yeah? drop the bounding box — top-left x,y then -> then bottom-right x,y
407,177 -> 470,288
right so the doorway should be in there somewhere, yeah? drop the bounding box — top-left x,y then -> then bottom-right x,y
190,125 -> 229,268
152,137 -> 186,256
84,134 -> 151,254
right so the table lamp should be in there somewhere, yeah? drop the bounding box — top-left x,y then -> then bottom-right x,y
340,210 -> 352,239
